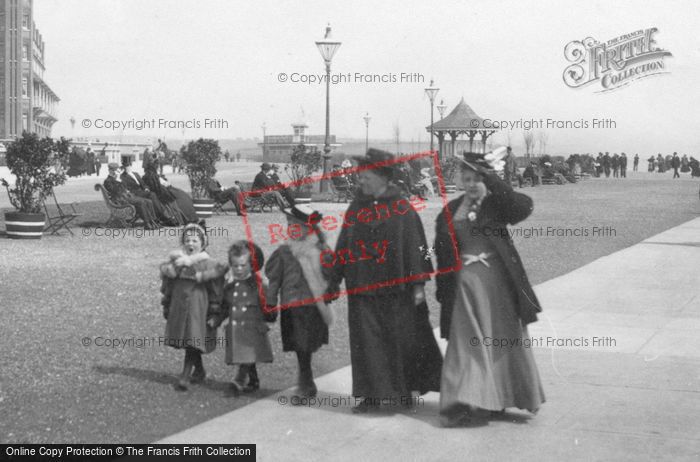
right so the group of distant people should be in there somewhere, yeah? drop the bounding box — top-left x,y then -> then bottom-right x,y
66,144 -> 107,177
589,151 -> 699,179
592,152 -> 631,178
646,152 -> 700,178
223,151 -> 242,162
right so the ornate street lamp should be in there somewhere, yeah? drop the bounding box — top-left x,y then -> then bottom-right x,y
424,79 -> 439,155
315,23 -> 341,192
363,112 -> 371,152
437,99 -> 447,119
261,122 -> 267,160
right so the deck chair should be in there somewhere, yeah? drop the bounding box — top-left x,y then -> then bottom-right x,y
212,201 -> 229,215
43,190 -> 82,235
204,181 -> 230,215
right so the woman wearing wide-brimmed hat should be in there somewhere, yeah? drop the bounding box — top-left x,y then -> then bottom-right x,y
329,148 -> 443,414
434,151 -> 545,427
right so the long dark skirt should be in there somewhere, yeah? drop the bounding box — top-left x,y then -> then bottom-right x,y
280,304 -> 328,353
169,187 -> 198,223
348,291 -> 442,399
135,190 -> 174,224
413,301 -> 443,394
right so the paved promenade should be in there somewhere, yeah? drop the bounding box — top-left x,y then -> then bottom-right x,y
157,217 -> 698,460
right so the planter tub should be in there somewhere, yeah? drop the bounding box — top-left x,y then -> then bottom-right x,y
192,199 -> 215,219
4,212 -> 45,239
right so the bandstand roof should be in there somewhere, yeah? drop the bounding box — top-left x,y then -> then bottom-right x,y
427,97 -> 494,132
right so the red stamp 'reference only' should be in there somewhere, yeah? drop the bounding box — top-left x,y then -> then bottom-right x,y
240,150 -> 461,313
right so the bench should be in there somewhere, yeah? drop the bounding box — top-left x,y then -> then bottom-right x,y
236,181 -> 276,213
542,174 -> 567,185
94,184 -> 138,228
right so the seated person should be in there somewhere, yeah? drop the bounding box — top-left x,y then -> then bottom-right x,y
251,163 -> 288,211
393,163 -> 421,196
269,164 -> 295,206
331,167 -> 356,200
340,159 -> 358,185
523,162 -> 541,186
120,159 -> 176,225
419,167 -> 435,197
541,162 -> 567,184
103,163 -> 160,229
331,165 -> 352,187
206,177 -> 243,216
143,158 -> 197,224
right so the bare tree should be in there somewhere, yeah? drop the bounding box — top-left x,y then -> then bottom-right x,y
393,122 -> 401,154
523,130 -> 535,158
537,130 -> 549,156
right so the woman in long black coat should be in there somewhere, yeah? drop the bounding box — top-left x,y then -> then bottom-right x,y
329,149 -> 442,413
142,159 -> 198,224
434,153 -> 545,427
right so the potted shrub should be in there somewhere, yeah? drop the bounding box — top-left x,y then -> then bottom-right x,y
1,132 -> 70,239
284,144 -> 322,203
180,138 -> 222,219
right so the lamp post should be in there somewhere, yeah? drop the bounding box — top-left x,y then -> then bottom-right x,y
424,79 -> 439,155
437,99 -> 447,119
261,122 -> 267,160
363,112 -> 371,152
315,23 -> 341,192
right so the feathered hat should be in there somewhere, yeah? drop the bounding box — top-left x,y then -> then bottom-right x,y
459,146 -> 508,173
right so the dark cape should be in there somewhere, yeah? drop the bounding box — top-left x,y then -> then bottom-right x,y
331,185 -> 433,293
330,184 -> 442,399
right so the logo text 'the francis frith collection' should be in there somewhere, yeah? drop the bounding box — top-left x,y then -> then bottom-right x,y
563,28 -> 672,92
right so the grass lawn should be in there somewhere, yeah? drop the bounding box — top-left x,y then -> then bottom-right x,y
1,173 -> 699,443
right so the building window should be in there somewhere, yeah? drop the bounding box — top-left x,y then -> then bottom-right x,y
22,114 -> 28,130
22,15 -> 29,29
22,44 -> 28,60
22,77 -> 28,97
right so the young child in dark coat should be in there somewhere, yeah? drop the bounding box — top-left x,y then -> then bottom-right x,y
160,222 -> 227,391
210,241 -> 275,395
265,205 -> 334,399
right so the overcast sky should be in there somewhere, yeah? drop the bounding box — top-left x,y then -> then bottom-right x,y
34,0 -> 700,155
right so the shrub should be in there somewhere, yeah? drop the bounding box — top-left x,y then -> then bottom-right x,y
1,131 -> 70,214
180,138 -> 222,199
284,144 -> 322,191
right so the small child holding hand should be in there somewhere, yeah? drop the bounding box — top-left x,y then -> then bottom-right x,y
210,240 -> 274,395
160,222 -> 227,391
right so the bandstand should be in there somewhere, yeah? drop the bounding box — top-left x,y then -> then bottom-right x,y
426,97 -> 497,159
